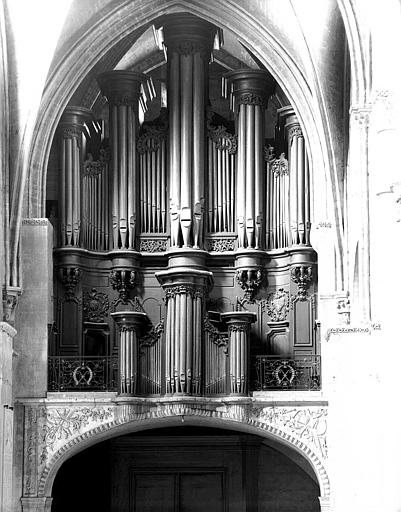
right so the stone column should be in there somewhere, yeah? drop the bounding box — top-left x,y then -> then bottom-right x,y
221,311 -> 256,395
162,14 -> 216,248
21,497 -> 53,512
111,311 -> 147,395
59,107 -> 94,247
157,259 -> 212,395
97,71 -> 146,250
0,322 -> 16,512
280,107 -> 311,246
225,70 -> 275,249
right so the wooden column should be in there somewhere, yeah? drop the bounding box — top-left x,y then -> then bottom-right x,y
59,107 -> 94,247
111,311 -> 147,395
162,14 -> 216,248
157,264 -> 212,395
221,311 -> 256,395
225,70 -> 275,249
97,71 -> 146,250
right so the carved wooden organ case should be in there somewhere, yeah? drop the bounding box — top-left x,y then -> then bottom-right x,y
50,14 -> 319,396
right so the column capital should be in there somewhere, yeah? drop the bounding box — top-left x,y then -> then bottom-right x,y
161,13 -> 216,57
225,69 -> 275,108
97,70 -> 147,106
111,311 -> 148,332
59,106 -> 94,138
221,311 -> 257,329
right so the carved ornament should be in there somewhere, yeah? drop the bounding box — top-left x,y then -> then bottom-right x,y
337,293 -> 351,325
83,158 -> 105,176
264,145 -> 275,162
262,288 -> 290,322
287,125 -> 303,140
139,320 -> 164,352
207,238 -> 235,252
137,113 -> 168,154
207,125 -> 237,154
237,92 -> 266,107
83,288 -> 109,322
164,284 -> 205,300
236,268 -> 264,302
109,269 -> 136,304
228,323 -> 248,333
57,267 -> 81,301
291,266 -> 313,300
2,286 -> 21,326
270,154 -> 289,176
204,315 -> 228,352
139,238 -> 168,252
61,126 -> 82,140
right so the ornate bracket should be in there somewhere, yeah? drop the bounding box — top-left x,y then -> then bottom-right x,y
57,267 -> 81,301
236,268 -> 264,302
204,315 -> 229,353
291,266 -> 313,300
110,270 -> 136,305
2,286 -> 22,326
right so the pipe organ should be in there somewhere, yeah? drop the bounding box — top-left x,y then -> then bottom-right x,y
50,14 -> 319,397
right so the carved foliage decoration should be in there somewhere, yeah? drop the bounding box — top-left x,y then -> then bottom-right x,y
83,288 -> 109,322
204,315 -> 228,352
2,286 -> 21,325
137,109 -> 168,154
207,238 -> 235,252
291,266 -> 313,300
139,320 -> 164,352
262,288 -> 290,322
139,238 -> 168,252
270,154 -> 289,176
109,269 -> 136,304
236,268 -> 264,302
237,92 -> 266,107
164,285 -> 205,300
58,267 -> 81,301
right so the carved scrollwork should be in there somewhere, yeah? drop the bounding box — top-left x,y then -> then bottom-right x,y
236,268 -> 264,302
270,154 -> 289,176
228,323 -> 248,333
57,267 -> 81,302
237,92 -> 266,107
204,315 -> 228,352
164,285 -> 205,300
139,238 -> 168,252
262,288 -> 290,322
109,269 -> 136,304
291,266 -> 313,300
137,124 -> 168,154
139,320 -> 164,352
83,288 -> 109,322
287,125 -> 303,140
207,238 -> 235,252
207,125 -> 237,154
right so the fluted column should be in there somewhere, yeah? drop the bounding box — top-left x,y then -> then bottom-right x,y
59,107 -> 94,247
156,264 -> 212,395
225,70 -> 275,249
221,311 -> 256,395
97,71 -> 146,250
282,108 -> 311,246
111,311 -> 147,395
162,15 -> 216,248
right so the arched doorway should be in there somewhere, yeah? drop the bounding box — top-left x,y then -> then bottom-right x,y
51,425 -> 320,512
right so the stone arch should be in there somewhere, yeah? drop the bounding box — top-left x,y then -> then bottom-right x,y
18,0 -> 343,287
38,405 -> 330,502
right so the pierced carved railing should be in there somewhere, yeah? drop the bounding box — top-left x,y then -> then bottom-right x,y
252,355 -> 321,391
48,356 -> 118,391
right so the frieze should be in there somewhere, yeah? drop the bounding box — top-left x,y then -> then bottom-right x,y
250,406 -> 328,459
20,402 -> 329,500
207,237 -> 235,252
237,92 -> 266,107
83,288 -> 109,322
262,288 -> 290,322
139,238 -> 168,252
22,218 -> 49,225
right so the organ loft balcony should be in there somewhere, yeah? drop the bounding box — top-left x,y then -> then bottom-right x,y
46,14 -> 321,398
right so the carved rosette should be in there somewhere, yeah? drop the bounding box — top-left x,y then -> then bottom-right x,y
109,269 -> 136,304
236,268 -> 264,302
263,288 -> 290,322
57,267 -> 81,301
83,288 -> 109,322
291,266 -> 313,300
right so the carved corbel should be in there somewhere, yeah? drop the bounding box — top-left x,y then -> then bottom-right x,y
57,267 -> 81,301
291,266 -> 313,300
236,268 -> 264,302
110,269 -> 136,305
2,286 -> 22,326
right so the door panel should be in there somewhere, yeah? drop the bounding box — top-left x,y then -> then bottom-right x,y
180,473 -> 224,512
133,473 -> 175,512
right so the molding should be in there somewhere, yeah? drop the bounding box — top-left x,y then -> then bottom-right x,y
22,218 -> 49,226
